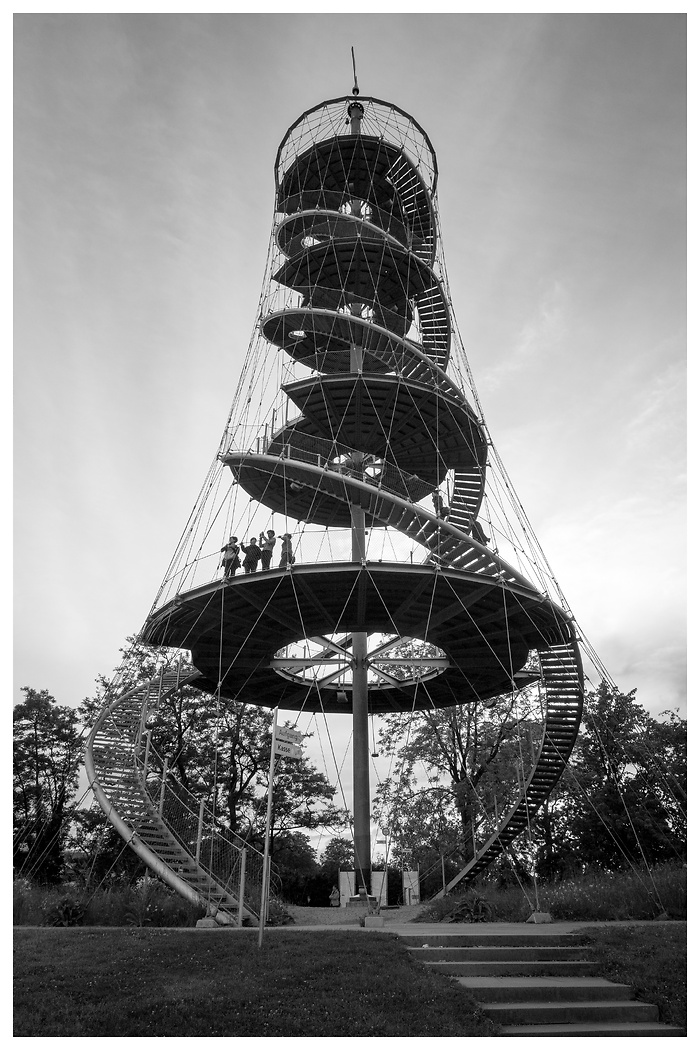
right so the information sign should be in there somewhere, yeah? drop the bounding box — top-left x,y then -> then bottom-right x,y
274,739 -> 303,760
276,726 -> 304,745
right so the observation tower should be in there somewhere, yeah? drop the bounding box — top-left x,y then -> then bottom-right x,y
86,84 -> 586,922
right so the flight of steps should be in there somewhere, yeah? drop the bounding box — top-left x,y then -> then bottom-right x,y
401,931 -> 685,1037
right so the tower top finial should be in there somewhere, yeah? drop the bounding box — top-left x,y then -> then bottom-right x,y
351,47 -> 359,95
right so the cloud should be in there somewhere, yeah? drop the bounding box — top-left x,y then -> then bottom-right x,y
621,354 -> 686,460
480,280 -> 569,393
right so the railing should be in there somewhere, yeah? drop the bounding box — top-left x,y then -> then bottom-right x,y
140,741 -> 280,907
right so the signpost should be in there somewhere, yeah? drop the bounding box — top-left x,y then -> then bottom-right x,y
258,711 -> 303,947
274,728 -> 303,761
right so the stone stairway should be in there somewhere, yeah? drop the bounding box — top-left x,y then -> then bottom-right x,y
401,931 -> 685,1037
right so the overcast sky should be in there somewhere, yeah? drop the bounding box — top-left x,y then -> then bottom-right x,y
15,11 -> 686,745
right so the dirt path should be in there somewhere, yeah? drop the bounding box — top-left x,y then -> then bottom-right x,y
286,904 -> 426,926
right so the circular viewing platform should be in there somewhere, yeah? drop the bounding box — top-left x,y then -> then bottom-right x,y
141,563 -> 570,714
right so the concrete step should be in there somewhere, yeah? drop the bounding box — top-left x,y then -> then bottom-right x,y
400,928 -> 683,1037
498,1021 -> 685,1037
482,1000 -> 659,1025
455,976 -> 632,1002
409,946 -> 588,962
429,960 -> 596,977
399,933 -> 581,948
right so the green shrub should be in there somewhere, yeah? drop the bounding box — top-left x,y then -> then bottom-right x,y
42,894 -> 86,927
265,898 -> 295,926
13,878 -> 44,925
414,881 -> 532,923
14,875 -> 205,928
412,862 -> 685,923
537,862 -> 686,921
82,884 -> 133,926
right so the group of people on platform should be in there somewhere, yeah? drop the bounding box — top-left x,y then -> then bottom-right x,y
220,499 -> 491,578
220,530 -> 295,577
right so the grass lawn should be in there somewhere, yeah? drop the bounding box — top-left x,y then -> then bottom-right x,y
580,923 -> 686,1031
13,928 -> 498,1037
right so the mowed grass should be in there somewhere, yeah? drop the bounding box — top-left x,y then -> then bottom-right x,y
13,928 -> 498,1038
580,923 -> 686,1031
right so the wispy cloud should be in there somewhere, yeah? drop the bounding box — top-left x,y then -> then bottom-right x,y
621,354 -> 686,455
480,280 -> 569,393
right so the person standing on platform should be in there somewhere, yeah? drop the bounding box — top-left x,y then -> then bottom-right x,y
279,533 -> 295,569
259,530 -> 276,570
220,536 -> 241,578
240,537 -> 262,574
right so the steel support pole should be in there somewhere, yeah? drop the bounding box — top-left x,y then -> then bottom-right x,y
143,730 -> 152,782
352,626 -> 371,894
350,502 -> 371,896
238,848 -> 247,928
258,709 -> 278,948
195,799 -> 205,866
158,758 -> 168,817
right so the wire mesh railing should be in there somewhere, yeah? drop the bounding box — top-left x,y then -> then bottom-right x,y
142,768 -> 275,910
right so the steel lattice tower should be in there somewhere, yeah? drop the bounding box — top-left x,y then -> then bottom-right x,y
87,89 -> 585,917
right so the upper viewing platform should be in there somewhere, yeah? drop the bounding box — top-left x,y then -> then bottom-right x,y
275,95 -> 439,200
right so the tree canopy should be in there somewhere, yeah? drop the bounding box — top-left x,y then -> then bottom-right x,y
373,679 -> 686,888
13,687 -> 84,883
534,683 -> 687,877
373,686 -> 542,869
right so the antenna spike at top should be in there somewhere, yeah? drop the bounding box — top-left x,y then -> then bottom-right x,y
351,47 -> 359,95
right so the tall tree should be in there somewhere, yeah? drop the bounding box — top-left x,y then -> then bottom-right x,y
13,688 -> 83,883
373,686 -> 542,866
262,756 -> 349,854
68,807 -> 146,885
319,836 -> 355,872
533,684 -> 687,876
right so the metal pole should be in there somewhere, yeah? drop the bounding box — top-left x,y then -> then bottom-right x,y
351,626 -> 370,895
350,502 -> 371,898
258,708 -> 278,948
238,848 -> 247,928
195,799 -> 205,866
441,853 -> 446,893
137,692 -> 148,751
158,758 -> 168,816
143,730 -> 151,782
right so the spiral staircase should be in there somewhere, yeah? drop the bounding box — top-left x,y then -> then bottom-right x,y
88,89 -> 584,909
85,665 -> 272,924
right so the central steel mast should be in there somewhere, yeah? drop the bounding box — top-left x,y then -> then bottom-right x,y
347,93 -> 372,900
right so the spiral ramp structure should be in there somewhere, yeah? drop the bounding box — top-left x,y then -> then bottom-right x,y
88,92 -> 584,905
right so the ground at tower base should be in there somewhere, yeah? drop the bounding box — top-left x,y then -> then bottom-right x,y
14,887 -> 686,1037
